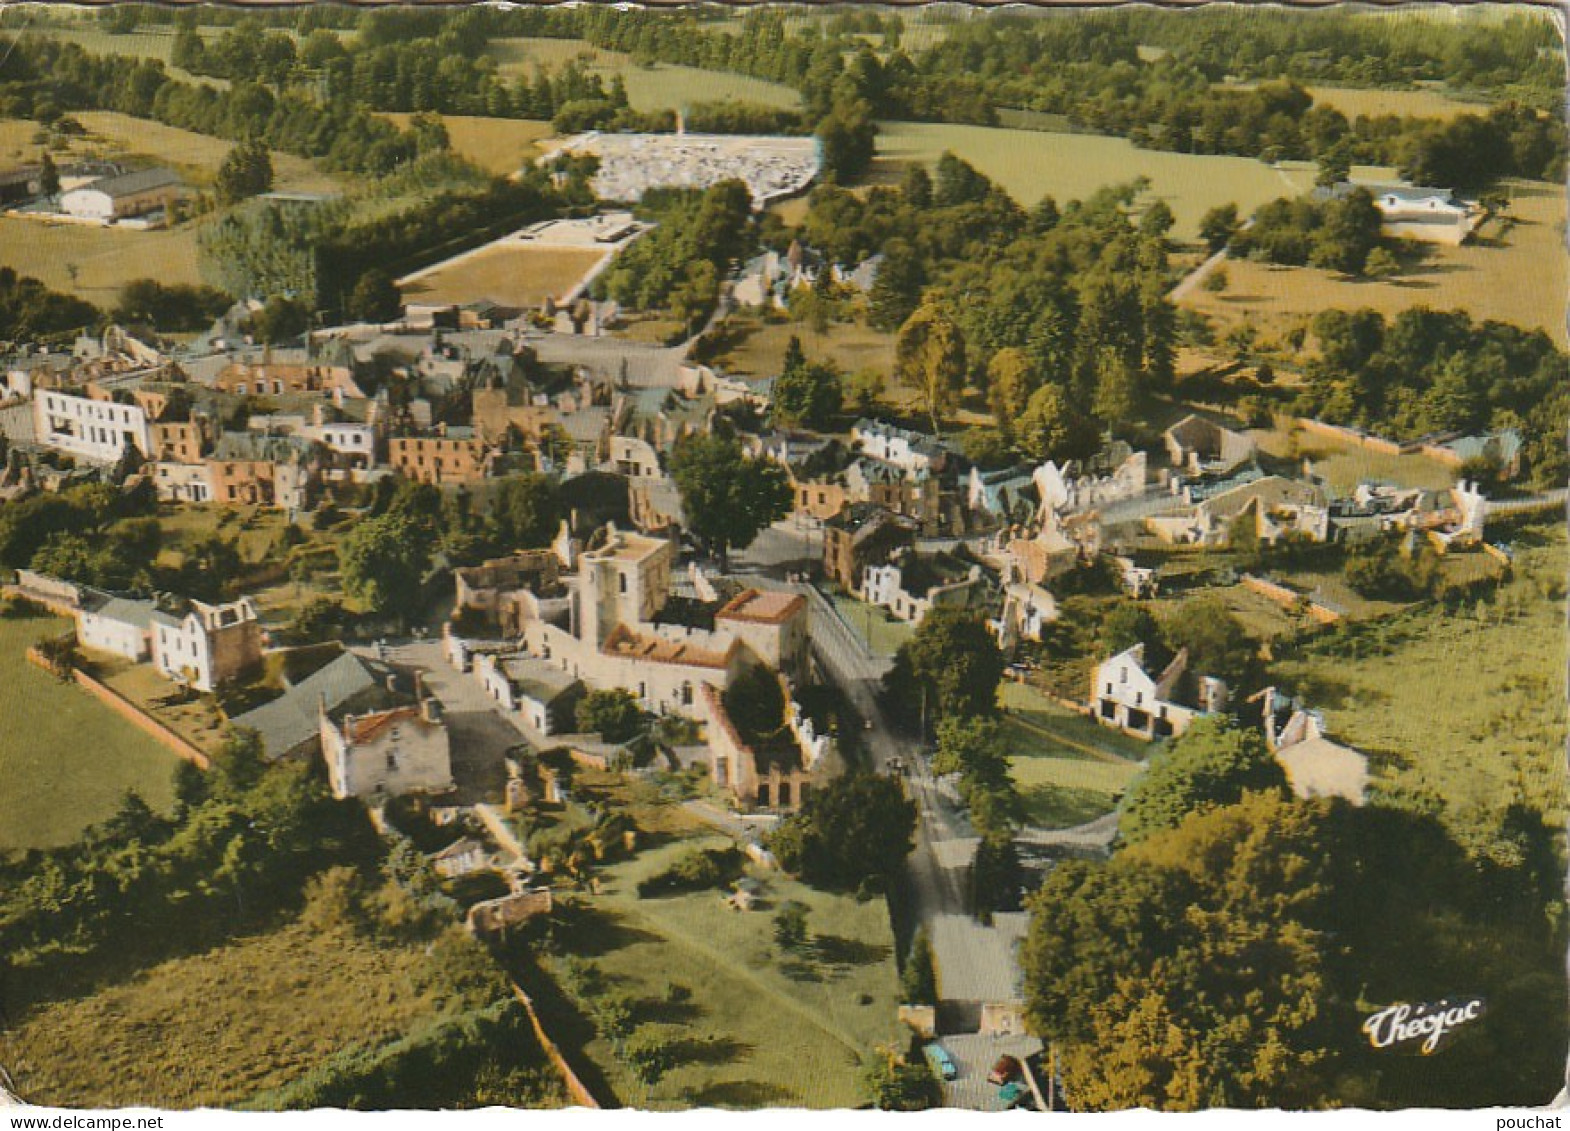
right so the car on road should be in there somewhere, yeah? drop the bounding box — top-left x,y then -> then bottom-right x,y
924,1042 -> 958,1081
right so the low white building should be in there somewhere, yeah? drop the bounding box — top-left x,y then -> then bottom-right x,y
75,592 -> 157,662
476,651 -> 582,736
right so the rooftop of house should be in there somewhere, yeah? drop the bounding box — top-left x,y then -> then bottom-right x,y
499,654 -> 580,703
234,650 -> 394,757
79,590 -> 159,630
825,501 -> 913,537
76,166 -> 184,200
211,431 -> 316,464
583,526 -> 669,565
601,623 -> 732,669
716,588 -> 805,626
349,704 -> 442,745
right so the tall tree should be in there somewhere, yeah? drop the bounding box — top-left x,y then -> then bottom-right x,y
1118,717 -> 1288,845
669,432 -> 791,569
895,297 -> 967,433
891,606 -> 1005,725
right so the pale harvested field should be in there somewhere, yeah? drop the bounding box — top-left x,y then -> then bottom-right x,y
400,243 -> 607,309
1180,179 -> 1567,346
0,215 -> 204,299
380,113 -> 555,176
870,121 -> 1321,241
488,37 -> 801,112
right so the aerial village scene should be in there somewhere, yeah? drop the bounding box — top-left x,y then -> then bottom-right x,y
0,1 -> 1565,1115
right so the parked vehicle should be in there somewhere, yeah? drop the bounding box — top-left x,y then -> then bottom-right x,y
924,1042 -> 958,1081
988,1054 -> 1023,1086
998,1081 -> 1028,1108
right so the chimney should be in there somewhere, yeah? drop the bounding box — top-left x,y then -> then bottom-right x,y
385,673 -> 400,695
413,670 -> 425,702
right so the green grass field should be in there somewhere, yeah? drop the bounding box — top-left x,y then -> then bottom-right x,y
831,593 -> 916,658
0,614 -> 180,851
706,313 -> 898,381
547,835 -> 900,1108
869,121 -> 1322,241
0,109 -> 342,302
0,918 -> 482,1108
1252,420 -> 1460,494
1219,81 -> 1491,121
998,681 -> 1145,829
1181,180 -> 1567,346
1272,523 -> 1567,827
489,38 -> 801,113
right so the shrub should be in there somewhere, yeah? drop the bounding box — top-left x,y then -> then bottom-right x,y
635,845 -> 743,898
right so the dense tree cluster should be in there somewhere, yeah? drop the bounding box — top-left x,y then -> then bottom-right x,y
803,168 -> 1175,450
1229,187 -> 1385,275
113,279 -> 232,332
1023,790 -> 1566,1109
0,268 -> 99,341
1296,307 -> 1568,486
595,181 -> 753,331
668,429 -> 791,568
0,728 -> 377,1002
768,773 -> 917,893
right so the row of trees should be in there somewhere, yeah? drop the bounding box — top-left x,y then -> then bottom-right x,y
0,267 -> 98,341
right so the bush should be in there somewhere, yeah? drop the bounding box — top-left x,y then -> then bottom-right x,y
576,688 -> 644,743
299,865 -> 368,933
635,845 -> 743,898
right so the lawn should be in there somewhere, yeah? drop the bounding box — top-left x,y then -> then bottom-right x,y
998,683 -> 1144,829
28,25 -> 229,86
0,614 -> 180,851
830,592 -> 915,658
379,113 -> 555,176
547,835 -> 901,1108
706,312 -> 898,380
1271,523 -> 1567,828
488,38 -> 801,113
0,918 -> 486,1109
1251,420 -> 1459,494
1180,180 -> 1567,346
91,655 -> 230,758
401,242 -> 609,309
868,121 -> 1323,241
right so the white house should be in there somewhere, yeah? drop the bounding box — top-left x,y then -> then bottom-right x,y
1092,643 -> 1227,741
476,651 -> 582,736
151,596 -> 263,692
851,419 -> 948,475
75,591 -> 157,662
320,699 -> 454,800
34,388 -> 152,464
59,167 -> 185,223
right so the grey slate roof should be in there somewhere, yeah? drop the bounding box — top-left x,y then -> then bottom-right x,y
81,167 -> 184,200
233,651 -> 381,758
